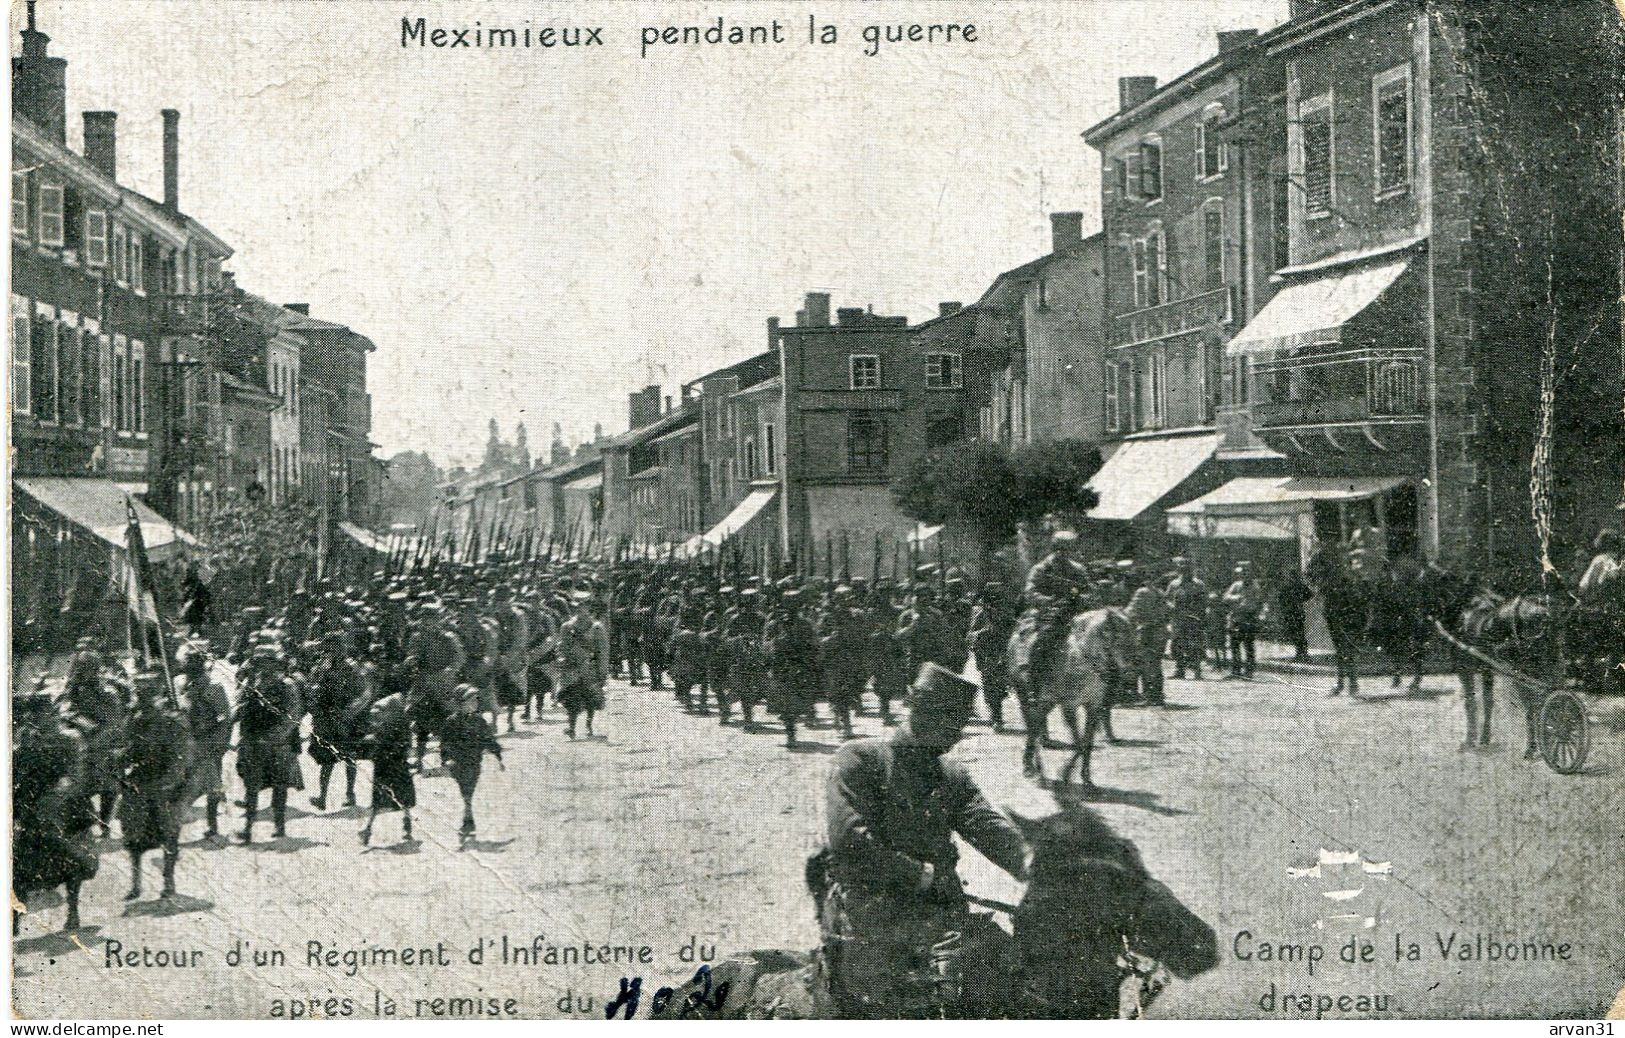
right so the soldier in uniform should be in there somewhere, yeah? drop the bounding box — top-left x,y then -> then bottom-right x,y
307,632 -> 371,811
176,646 -> 232,840
406,598 -> 463,768
1222,562 -> 1265,679
868,582 -> 908,725
359,689 -> 416,847
668,600 -> 709,712
610,575 -> 643,684
235,645 -> 304,843
556,593 -> 610,739
1125,582 -> 1168,706
966,581 -> 1018,730
635,582 -> 669,691
119,671 -> 193,900
820,585 -> 871,740
1020,529 -> 1092,685
764,588 -> 821,748
818,663 -> 1029,1018
722,588 -> 766,725
1164,558 -> 1208,680
61,640 -> 125,836
490,584 -> 531,732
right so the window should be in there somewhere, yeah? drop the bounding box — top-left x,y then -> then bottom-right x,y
1145,229 -> 1167,306
1300,95 -> 1334,220
925,351 -> 962,389
113,226 -> 128,283
1114,157 -> 1131,199
113,336 -> 129,432
1272,171 -> 1292,271
37,183 -> 64,246
1104,361 -> 1121,432
11,173 -> 28,236
1203,203 -> 1226,291
83,331 -> 100,428
100,336 -> 113,427
60,324 -> 81,426
1373,66 -> 1412,197
847,417 -> 887,472
32,318 -> 58,422
132,344 -> 145,433
12,308 -> 30,415
85,210 -> 108,266
1196,105 -> 1228,180
764,421 -> 777,476
1149,348 -> 1169,429
850,354 -> 881,390
1138,138 -> 1163,201
744,436 -> 758,480
1132,238 -> 1149,308
129,235 -> 145,292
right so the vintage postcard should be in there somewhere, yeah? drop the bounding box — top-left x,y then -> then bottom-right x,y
8,0 -> 1624,1023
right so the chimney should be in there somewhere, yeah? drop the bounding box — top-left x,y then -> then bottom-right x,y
766,316 -> 780,350
664,394 -> 672,415
82,111 -> 117,179
284,303 -> 310,314
803,292 -> 831,328
628,385 -> 661,429
162,108 -> 180,210
1218,29 -> 1259,53
938,302 -> 963,318
1118,76 -> 1158,112
836,307 -> 866,327
1050,211 -> 1084,252
13,2 -> 68,145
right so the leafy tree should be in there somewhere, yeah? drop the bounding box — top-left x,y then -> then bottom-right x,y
892,438 -> 1102,569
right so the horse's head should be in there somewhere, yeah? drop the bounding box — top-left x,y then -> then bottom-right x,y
1006,806 -> 1218,1017
1097,607 -> 1139,674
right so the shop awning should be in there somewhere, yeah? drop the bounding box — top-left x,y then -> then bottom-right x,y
15,477 -> 197,560
680,485 -> 777,558
1227,259 -> 1409,356
1168,474 -> 1407,526
1085,433 -> 1220,521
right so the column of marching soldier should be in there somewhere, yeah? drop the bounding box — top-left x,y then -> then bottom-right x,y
12,544 -> 1247,930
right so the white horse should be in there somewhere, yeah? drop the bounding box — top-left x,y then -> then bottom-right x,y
1011,607 -> 1137,788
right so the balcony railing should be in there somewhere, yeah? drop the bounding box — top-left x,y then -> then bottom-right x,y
1112,286 -> 1234,347
1253,396 -> 1374,427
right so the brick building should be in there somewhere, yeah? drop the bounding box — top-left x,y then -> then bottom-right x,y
1083,32 -> 1287,562
778,292 -> 978,575
1168,0 -> 1624,578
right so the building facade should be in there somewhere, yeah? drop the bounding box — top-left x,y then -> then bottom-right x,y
1179,0 -> 1624,578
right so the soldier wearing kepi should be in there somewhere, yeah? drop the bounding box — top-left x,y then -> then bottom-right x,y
1021,528 -> 1092,684
176,645 -> 232,840
234,644 -> 304,843
119,671 -> 193,901
1164,557 -> 1208,680
966,581 -> 1018,730
439,684 -> 505,842
819,663 -> 1029,1018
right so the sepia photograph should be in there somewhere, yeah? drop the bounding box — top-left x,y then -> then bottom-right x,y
7,0 -> 1625,1023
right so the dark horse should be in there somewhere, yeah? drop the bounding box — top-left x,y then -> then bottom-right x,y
1416,566 -> 1563,756
649,803 -> 1219,1019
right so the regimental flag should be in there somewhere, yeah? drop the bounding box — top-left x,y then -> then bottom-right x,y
119,499 -> 162,629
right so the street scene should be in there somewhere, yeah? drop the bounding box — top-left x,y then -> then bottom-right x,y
10,0 -> 1625,1023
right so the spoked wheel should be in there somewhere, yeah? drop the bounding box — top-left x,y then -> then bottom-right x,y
1538,688 -> 1590,775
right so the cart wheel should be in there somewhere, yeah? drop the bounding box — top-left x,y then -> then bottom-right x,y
1538,688 -> 1590,775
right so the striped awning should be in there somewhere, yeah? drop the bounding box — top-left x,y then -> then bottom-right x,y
1227,259 -> 1409,356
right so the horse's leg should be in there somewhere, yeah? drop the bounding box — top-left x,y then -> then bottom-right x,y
161,835 -> 178,898
64,882 -> 79,932
1479,669 -> 1494,746
1065,706 -> 1096,789
1460,670 -> 1479,749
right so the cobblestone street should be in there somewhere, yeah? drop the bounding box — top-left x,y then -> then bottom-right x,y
12,658 -> 1624,1019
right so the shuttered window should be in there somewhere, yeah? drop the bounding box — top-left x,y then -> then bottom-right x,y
12,309 -> 30,415
1203,205 -> 1225,291
37,183 -> 64,245
1373,66 -> 1411,197
85,210 -> 108,266
1301,96 -> 1334,219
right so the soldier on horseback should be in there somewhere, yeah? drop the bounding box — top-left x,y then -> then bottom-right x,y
819,663 -> 1029,1018
1019,528 -> 1092,686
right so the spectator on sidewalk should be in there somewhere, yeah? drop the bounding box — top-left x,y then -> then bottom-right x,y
1164,557 -> 1208,680
1125,583 -> 1168,705
1274,568 -> 1313,662
1223,563 -> 1265,679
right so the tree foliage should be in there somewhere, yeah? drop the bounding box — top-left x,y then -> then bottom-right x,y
892,438 -> 1103,544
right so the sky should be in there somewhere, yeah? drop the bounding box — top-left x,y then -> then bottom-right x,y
21,0 -> 1289,467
